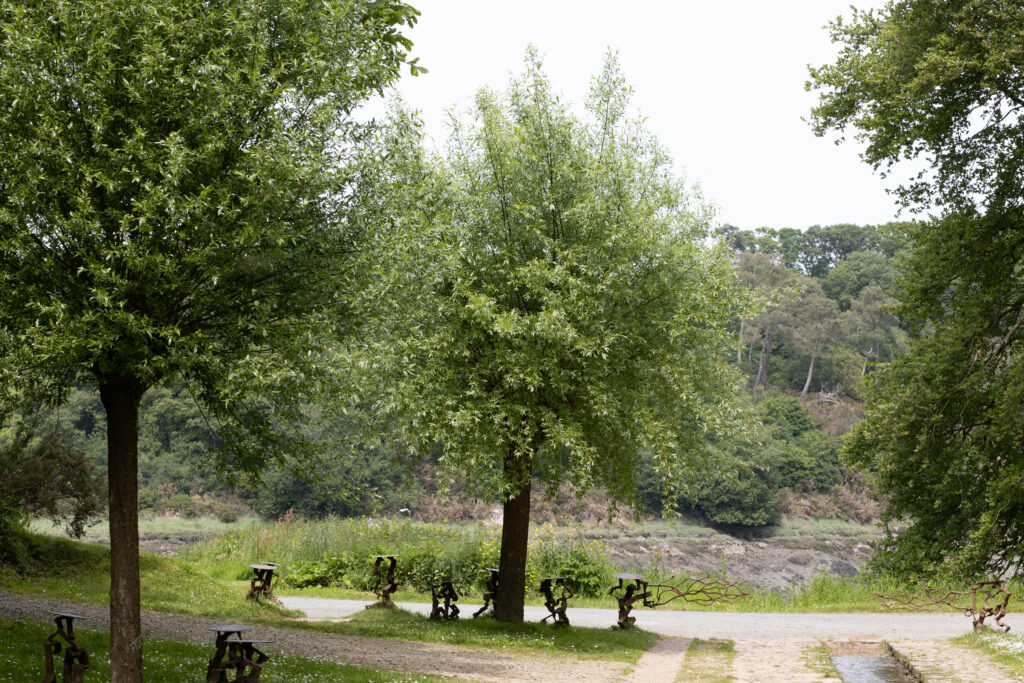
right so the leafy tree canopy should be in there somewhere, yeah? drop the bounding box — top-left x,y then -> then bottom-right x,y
810,0 -> 1024,578
0,1 -> 420,677
365,50 -> 750,619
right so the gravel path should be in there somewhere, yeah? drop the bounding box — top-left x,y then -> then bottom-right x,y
888,639 -> 1024,682
284,596 -> 1016,640
0,591 -> 627,682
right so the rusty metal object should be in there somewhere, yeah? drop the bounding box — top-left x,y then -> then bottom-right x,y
246,564 -> 279,601
429,581 -> 461,620
473,568 -> 499,618
206,625 -> 273,683
876,580 -> 1012,631
540,577 -> 574,626
368,555 -> 399,608
42,612 -> 90,683
607,573 -> 748,629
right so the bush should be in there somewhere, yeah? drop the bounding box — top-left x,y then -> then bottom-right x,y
689,470 -> 780,527
213,503 -> 239,524
165,494 -> 199,518
137,487 -> 157,511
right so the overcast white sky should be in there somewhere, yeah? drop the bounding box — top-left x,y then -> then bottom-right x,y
393,0 -> 902,231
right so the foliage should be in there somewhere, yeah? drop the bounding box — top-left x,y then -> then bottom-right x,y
688,467 -> 781,527
810,1 -> 1024,577
0,428 -> 104,567
363,50 -> 748,617
0,0 -> 422,475
187,516 -> 614,597
0,2 -> 421,670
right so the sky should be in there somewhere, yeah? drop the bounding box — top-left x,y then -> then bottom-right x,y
393,0 -> 903,231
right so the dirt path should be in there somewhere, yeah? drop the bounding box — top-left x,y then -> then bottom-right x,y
0,591 -> 626,682
625,636 -> 690,682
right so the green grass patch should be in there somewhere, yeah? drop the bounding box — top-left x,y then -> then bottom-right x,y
0,534 -> 298,623
953,630 -> 1024,675
802,643 -> 842,679
300,604 -> 658,663
0,618 -> 443,682
676,638 -> 735,682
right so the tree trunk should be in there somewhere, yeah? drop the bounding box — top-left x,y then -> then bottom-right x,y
737,320 -> 745,364
493,451 -> 532,623
754,324 -> 773,391
800,341 -> 819,398
100,377 -> 146,683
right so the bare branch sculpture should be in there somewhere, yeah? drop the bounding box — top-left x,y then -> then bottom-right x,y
876,580 -> 1011,632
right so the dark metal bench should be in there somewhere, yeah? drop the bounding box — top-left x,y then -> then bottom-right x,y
42,612 -> 90,683
368,555 -> 399,608
472,567 -> 499,618
429,581 -> 460,620
246,564 -> 279,601
205,625 -> 273,682
540,576 -> 574,626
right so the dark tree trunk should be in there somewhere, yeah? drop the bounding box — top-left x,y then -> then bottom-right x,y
800,341 -> 819,398
493,451 -> 532,623
100,377 -> 146,683
737,320 -> 745,364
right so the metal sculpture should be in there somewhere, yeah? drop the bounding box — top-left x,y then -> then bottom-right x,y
876,580 -> 1012,631
246,564 -> 279,601
608,573 -> 650,629
539,577 -> 574,626
368,555 -> 399,608
608,573 -> 748,629
206,625 -> 254,683
473,568 -> 499,618
429,581 -> 460,620
42,612 -> 90,683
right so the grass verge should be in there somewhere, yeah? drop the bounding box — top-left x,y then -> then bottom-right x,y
0,534 -> 298,623
675,638 -> 735,682
953,630 -> 1024,675
802,643 -> 842,679
0,618 -> 443,683
293,604 -> 658,664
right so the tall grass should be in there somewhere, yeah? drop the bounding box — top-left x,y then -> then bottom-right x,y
181,515 -> 616,597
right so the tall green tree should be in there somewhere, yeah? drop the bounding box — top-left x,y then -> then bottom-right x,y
0,1 -> 419,678
371,52 -> 747,621
809,0 -> 1024,577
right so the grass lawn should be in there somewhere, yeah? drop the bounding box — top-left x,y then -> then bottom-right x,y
303,604 -> 658,664
1,533 -> 658,663
0,534 -> 298,623
0,619 -> 444,683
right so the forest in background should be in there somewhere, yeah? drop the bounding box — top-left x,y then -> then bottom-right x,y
11,221 -> 907,529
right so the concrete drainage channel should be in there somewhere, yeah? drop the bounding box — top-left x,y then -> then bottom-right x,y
829,641 -> 918,682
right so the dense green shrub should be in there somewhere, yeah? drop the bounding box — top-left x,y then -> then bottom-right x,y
165,494 -> 199,518
689,470 -> 781,527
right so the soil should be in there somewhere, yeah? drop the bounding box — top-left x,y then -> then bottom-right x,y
592,521 -> 880,591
